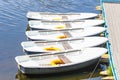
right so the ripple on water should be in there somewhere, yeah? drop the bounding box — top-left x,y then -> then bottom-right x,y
0,0 -> 101,80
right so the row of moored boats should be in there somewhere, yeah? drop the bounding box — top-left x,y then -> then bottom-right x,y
15,11 -> 108,74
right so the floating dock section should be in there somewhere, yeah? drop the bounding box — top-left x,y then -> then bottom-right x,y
101,0 -> 120,80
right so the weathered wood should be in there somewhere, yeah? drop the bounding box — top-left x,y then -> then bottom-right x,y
103,2 -> 120,79
63,31 -> 72,37
62,42 -> 72,50
58,55 -> 71,63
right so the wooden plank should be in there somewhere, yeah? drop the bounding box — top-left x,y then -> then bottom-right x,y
63,32 -> 72,37
62,42 -> 72,50
58,55 -> 71,63
103,2 -> 120,79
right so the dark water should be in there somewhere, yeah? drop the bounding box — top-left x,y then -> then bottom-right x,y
0,0 -> 102,80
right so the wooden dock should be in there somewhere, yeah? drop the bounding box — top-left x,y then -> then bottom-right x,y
102,1 -> 120,80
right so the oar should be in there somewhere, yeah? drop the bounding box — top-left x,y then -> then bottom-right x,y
41,19 -> 85,22
38,27 -> 84,32
35,37 -> 84,43
29,49 -> 82,57
39,12 -> 82,15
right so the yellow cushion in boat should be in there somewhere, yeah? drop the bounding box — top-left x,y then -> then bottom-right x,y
53,17 -> 62,20
57,35 -> 67,39
55,25 -> 65,29
50,59 -> 65,66
44,46 -> 61,51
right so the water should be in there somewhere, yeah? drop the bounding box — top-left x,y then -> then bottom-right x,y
0,0 -> 102,80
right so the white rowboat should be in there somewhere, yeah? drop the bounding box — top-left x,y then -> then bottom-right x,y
26,27 -> 106,41
28,20 -> 104,30
15,47 -> 107,74
27,12 -> 98,21
21,37 -> 108,54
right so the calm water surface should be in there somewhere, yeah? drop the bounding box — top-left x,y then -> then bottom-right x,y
0,0 -> 102,80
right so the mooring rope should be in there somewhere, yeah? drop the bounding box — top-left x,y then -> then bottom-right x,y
88,57 -> 102,80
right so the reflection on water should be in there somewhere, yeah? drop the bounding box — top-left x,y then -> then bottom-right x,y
0,0 -> 104,80
16,64 -> 103,80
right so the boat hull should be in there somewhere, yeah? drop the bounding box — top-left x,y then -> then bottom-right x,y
27,12 -> 98,21
18,57 -> 99,74
28,20 -> 104,30
15,47 -> 108,74
21,37 -> 108,54
25,27 -> 106,41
